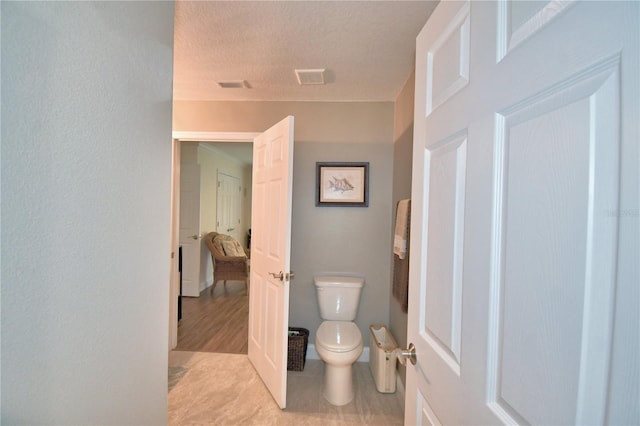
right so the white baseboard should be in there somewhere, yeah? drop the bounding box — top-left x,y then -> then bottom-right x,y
307,343 -> 370,363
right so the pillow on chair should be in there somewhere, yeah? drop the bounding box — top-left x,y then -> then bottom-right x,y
222,240 -> 246,257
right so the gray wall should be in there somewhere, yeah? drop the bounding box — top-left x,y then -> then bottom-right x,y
389,72 -> 415,385
1,3 -> 174,423
290,142 -> 393,347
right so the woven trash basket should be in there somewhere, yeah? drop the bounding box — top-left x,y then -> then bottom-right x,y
287,327 -> 309,371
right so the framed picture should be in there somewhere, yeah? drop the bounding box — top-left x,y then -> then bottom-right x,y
316,162 -> 369,207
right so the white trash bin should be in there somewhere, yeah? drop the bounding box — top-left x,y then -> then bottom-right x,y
369,324 -> 398,393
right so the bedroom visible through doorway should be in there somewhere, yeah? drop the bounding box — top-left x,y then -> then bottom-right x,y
174,139 -> 253,355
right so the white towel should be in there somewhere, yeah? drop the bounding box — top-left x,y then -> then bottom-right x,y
393,199 -> 410,260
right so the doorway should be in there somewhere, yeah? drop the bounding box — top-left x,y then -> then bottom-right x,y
170,132 -> 258,352
178,141 -> 253,354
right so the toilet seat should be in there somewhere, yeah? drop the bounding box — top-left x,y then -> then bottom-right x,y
316,321 -> 362,353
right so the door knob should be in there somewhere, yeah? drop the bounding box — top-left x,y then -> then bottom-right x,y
270,271 -> 284,281
190,234 -> 199,240
396,343 -> 417,366
270,271 -> 295,282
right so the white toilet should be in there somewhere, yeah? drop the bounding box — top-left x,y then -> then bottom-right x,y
314,275 -> 364,406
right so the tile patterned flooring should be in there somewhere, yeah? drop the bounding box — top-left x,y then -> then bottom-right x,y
168,351 -> 404,425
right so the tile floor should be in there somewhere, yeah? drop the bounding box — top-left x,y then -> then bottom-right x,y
168,351 -> 404,425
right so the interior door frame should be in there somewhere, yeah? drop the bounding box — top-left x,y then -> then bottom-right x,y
169,131 -> 259,349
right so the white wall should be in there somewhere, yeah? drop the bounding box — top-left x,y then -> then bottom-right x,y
1,2 -> 174,424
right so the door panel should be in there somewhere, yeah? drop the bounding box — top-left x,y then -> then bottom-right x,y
497,1 -> 575,62
248,116 -> 294,409
216,172 -> 242,241
423,133 -> 467,372
487,56 -> 621,425
406,1 -> 638,425
418,390 -> 442,426
426,1 -> 469,116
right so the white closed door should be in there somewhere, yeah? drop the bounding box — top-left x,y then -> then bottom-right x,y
406,1 -> 638,425
179,163 -> 202,298
216,171 -> 242,242
248,116 -> 295,409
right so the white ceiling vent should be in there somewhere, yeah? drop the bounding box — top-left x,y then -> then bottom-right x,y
295,69 -> 326,85
217,80 -> 251,89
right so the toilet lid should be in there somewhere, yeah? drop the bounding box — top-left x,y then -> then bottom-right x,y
316,321 -> 362,353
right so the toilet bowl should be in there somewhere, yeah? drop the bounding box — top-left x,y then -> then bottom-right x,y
315,321 -> 364,405
314,276 -> 365,406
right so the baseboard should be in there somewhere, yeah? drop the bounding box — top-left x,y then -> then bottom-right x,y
307,343 -> 370,363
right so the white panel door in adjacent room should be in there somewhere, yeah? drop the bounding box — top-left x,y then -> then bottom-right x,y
216,171 -> 242,242
248,116 -> 295,409
179,163 -> 202,298
405,1 -> 638,425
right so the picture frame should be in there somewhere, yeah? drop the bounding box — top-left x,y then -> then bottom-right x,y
316,162 -> 369,207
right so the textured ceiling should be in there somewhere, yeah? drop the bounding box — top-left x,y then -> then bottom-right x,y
173,1 -> 438,102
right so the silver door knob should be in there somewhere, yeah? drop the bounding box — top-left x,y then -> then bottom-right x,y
270,271 -> 284,281
190,234 -> 199,240
286,272 -> 295,281
396,343 -> 417,366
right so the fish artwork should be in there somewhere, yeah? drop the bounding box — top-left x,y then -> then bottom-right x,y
328,176 -> 354,193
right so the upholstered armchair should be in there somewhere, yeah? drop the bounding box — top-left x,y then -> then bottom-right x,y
204,232 -> 250,293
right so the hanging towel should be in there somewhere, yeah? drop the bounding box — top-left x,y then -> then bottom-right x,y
392,199 -> 411,313
393,252 -> 410,313
393,199 -> 411,260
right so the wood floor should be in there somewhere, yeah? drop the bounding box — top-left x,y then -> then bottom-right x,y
175,280 -> 248,354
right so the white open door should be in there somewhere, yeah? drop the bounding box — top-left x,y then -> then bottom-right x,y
179,163 -> 202,298
216,171 -> 243,242
406,1 -> 638,425
248,116 -> 295,409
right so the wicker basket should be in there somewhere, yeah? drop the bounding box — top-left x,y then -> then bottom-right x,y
287,327 -> 309,371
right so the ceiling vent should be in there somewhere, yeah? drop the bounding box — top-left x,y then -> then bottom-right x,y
217,80 -> 251,89
295,69 -> 326,85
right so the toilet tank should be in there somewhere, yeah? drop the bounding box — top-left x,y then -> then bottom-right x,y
314,276 -> 364,320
